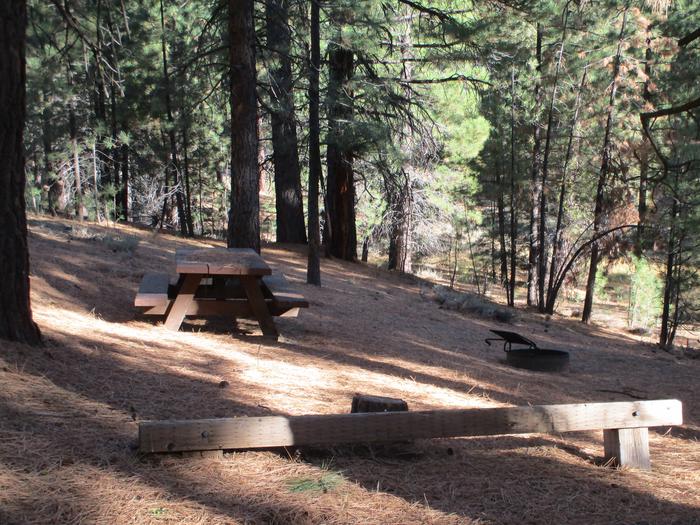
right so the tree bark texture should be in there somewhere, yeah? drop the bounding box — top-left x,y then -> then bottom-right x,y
68,101 -> 84,221
306,0 -> 322,284
636,36 -> 652,257
228,0 -> 260,252
266,0 -> 306,244
387,176 -> 413,272
508,66 -> 517,307
527,23 -> 543,307
325,38 -> 356,261
537,6 -> 569,312
659,169 -> 679,349
387,9 -> 415,273
545,66 -> 586,313
160,0 -> 189,236
119,140 -> 129,220
582,7 -> 628,324
495,151 -> 508,287
0,0 -> 42,345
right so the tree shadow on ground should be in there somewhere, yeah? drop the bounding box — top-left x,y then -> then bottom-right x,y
3,332 -> 699,525
11,218 -> 698,523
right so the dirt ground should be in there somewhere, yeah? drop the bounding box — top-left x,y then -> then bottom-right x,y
1,215 -> 698,525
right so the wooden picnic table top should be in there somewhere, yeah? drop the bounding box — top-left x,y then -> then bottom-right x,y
175,247 -> 272,276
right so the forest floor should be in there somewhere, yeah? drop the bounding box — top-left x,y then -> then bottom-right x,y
1,215 -> 699,525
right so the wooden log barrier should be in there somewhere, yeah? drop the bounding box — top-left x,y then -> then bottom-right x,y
138,399 -> 682,469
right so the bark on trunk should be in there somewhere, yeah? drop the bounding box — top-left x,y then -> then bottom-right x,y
659,169 -> 679,349
306,0 -> 322,284
387,175 -> 413,272
41,87 -> 55,214
325,36 -> 356,261
545,67 -> 586,313
109,83 -> 120,219
508,66 -> 517,307
68,102 -> 84,221
636,37 -> 652,257
228,0 -> 260,252
582,7 -> 628,324
182,122 -> 194,235
119,141 -> 129,220
0,0 -> 42,345
537,7 -> 569,311
160,0 -> 189,236
527,23 -> 543,306
387,9 -> 415,273
266,0 -> 306,244
496,154 -> 509,287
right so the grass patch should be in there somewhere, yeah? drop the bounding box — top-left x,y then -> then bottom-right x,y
285,472 -> 344,494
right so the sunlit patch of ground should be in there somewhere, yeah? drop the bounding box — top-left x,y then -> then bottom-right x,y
0,215 -> 698,524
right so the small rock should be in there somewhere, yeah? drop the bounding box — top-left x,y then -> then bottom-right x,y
219,380 -> 230,389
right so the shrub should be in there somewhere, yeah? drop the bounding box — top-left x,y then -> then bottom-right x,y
102,235 -> 140,253
433,285 -> 515,322
68,225 -> 139,253
594,265 -> 608,301
627,256 -> 663,330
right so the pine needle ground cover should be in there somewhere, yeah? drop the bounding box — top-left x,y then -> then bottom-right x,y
1,216 -> 698,525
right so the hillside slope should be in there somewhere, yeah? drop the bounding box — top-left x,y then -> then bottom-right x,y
1,216 -> 698,525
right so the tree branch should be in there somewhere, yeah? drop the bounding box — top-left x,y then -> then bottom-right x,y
678,27 -> 700,47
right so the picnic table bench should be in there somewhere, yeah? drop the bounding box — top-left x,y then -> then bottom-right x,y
135,247 -> 308,338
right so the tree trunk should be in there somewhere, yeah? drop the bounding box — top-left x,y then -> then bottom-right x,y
306,0 -> 322,284
537,6 -> 569,312
159,0 -> 188,236
68,101 -> 84,221
387,9 -> 415,273
182,122 -> 194,235
109,83 -> 120,219
266,0 -> 306,244
545,66 -> 586,313
41,87 -> 55,214
325,34 -> 356,261
387,175 -> 413,272
582,7 -> 628,324
91,3 -> 109,195
636,36 -> 653,257
508,66 -> 517,307
31,150 -> 41,212
228,0 -> 260,252
120,140 -> 129,220
659,169 -> 679,349
527,23 -> 543,306
0,0 -> 42,345
496,154 -> 509,287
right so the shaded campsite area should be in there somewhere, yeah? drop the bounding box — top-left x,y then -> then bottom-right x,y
1,216 -> 698,524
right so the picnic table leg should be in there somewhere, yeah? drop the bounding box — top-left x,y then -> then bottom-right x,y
240,276 -> 279,339
163,273 -> 203,331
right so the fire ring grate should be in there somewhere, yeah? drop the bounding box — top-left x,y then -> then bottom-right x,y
485,329 -> 570,373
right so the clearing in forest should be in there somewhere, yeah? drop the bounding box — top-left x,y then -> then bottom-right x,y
1,216 -> 699,525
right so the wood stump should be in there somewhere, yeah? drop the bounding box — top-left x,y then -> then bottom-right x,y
351,393 -> 408,413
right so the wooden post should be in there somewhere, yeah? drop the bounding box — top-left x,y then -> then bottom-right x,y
603,427 -> 651,470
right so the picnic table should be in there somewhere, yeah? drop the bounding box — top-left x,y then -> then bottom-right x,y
135,247 -> 308,338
